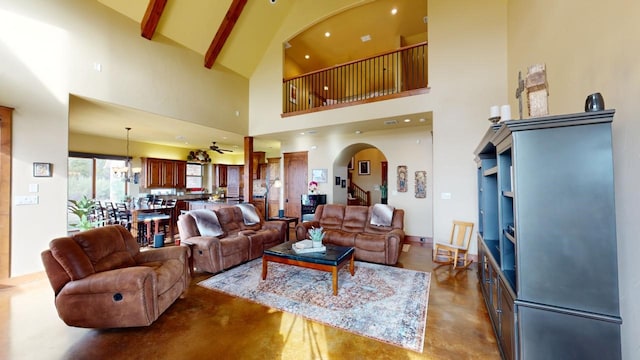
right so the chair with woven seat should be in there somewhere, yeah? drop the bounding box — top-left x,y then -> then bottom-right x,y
433,220 -> 475,269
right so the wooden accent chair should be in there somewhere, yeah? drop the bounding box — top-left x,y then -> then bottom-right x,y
433,220 -> 475,269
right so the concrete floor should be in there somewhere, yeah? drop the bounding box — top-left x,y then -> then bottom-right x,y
0,241 -> 500,359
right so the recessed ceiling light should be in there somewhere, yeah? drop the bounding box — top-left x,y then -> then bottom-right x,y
304,54 -> 310,59
419,118 -> 426,122
355,130 -> 362,134
361,34 -> 371,42
391,8 -> 398,15
307,130 -> 318,134
384,120 -> 398,125
325,32 -> 331,37
404,118 -> 411,123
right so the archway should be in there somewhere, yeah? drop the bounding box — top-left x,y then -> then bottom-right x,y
332,143 -> 387,206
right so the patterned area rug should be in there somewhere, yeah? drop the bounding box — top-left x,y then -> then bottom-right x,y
198,258 -> 431,352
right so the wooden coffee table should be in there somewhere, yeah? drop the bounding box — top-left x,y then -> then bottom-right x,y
262,242 -> 355,295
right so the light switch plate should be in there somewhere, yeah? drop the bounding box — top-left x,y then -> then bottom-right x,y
16,195 -> 39,205
29,184 -> 39,193
441,192 -> 452,200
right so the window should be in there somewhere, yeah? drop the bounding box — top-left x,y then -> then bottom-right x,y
186,163 -> 203,189
68,154 -> 129,227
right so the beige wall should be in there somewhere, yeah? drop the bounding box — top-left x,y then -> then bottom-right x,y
0,0 -> 248,276
507,0 -> 639,356
251,0 -> 507,246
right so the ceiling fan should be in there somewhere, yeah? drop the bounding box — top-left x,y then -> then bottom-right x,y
209,141 -> 233,154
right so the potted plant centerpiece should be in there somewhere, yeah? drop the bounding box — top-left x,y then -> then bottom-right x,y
308,226 -> 325,248
68,195 -> 97,231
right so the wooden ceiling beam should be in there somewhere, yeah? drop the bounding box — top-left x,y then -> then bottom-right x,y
141,0 -> 167,40
204,0 -> 247,69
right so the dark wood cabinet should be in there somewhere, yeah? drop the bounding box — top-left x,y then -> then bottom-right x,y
215,164 -> 228,187
142,158 -> 187,188
301,194 -> 326,221
474,110 -> 622,359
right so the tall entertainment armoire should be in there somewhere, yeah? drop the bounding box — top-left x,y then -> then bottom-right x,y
474,110 -> 621,360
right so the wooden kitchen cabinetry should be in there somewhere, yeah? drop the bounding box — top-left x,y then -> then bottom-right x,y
142,158 -> 186,188
252,151 -> 266,180
215,164 -> 228,187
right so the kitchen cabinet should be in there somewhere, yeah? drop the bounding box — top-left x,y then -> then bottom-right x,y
215,164 -> 228,187
142,158 -> 186,188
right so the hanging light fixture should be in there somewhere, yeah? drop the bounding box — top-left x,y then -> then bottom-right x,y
113,127 -> 133,182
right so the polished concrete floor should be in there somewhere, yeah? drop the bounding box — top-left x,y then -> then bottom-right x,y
0,241 -> 500,359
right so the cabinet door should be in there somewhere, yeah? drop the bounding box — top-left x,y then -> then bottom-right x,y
145,158 -> 164,188
499,278 -> 515,360
162,160 -> 175,187
174,161 -> 186,188
216,165 -> 228,187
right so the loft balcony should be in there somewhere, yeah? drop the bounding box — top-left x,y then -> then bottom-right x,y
282,42 -> 428,116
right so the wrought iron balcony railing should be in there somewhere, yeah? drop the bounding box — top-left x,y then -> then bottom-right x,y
283,42 -> 428,115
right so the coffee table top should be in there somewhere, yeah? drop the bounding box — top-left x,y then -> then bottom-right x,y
264,242 -> 354,266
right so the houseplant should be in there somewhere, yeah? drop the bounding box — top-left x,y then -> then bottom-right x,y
308,226 -> 325,248
68,195 -> 97,231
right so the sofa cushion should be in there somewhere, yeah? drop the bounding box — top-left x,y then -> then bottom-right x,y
324,229 -> 356,247
73,225 -> 136,274
216,206 -> 245,235
318,204 -> 345,230
189,209 -> 225,237
235,203 -> 261,225
370,204 -> 395,227
342,205 -> 368,233
49,237 -> 95,280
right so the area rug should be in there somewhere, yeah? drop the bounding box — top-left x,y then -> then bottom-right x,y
198,258 -> 431,352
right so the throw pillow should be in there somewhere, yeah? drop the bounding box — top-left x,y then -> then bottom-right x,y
235,203 -> 261,225
370,204 -> 395,227
189,209 -> 224,237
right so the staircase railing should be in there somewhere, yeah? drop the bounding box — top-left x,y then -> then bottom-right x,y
283,42 -> 428,114
349,182 -> 370,206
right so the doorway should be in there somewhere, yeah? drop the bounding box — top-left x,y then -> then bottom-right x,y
283,151 -> 308,220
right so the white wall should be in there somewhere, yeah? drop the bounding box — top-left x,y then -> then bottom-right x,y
0,0 -> 248,276
507,0 -> 640,356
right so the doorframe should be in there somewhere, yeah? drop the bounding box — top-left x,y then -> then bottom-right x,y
0,106 -> 13,279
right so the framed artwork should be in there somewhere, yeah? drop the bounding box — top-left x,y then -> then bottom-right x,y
289,84 -> 297,104
33,162 -> 52,177
397,165 -> 408,192
311,168 -> 328,183
358,160 -> 370,175
341,179 -> 346,188
335,176 -> 341,186
415,171 -> 427,198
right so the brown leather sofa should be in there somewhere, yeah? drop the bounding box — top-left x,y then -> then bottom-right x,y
41,225 -> 190,328
295,204 -> 405,265
177,205 -> 287,273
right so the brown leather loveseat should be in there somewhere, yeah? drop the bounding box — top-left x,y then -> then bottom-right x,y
177,204 -> 287,273
295,204 -> 405,265
41,225 -> 190,328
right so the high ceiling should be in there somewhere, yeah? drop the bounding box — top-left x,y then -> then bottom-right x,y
71,0 -> 429,154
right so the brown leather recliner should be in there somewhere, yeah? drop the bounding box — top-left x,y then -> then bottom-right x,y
41,225 -> 190,328
177,205 -> 287,273
295,204 -> 405,265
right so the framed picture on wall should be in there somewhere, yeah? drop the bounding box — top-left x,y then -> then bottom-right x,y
311,168 -> 328,183
397,165 -> 408,192
358,160 -> 370,175
33,162 -> 52,177
415,170 -> 427,198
